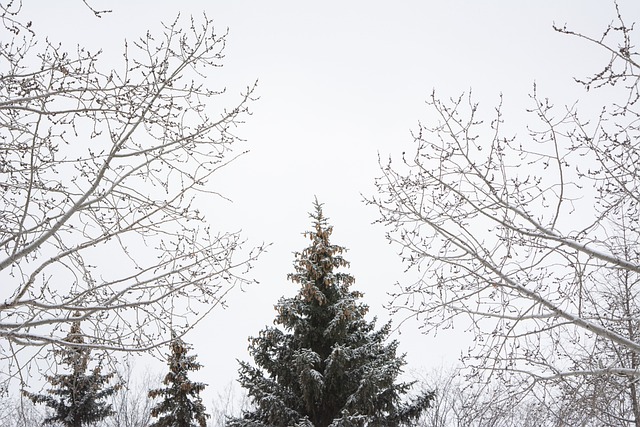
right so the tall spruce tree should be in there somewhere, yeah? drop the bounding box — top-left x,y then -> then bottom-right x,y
148,337 -> 209,427
229,200 -> 434,427
23,319 -> 119,427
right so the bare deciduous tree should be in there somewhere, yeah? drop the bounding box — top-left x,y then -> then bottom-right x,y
0,2 -> 262,389
414,367 -> 553,427
103,362 -> 161,427
209,382 -> 251,427
0,396 -> 45,427
368,1 -> 640,424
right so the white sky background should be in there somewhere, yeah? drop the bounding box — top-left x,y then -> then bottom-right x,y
20,0 -> 640,405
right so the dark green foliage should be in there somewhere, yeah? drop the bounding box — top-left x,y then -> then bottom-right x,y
23,320 -> 119,427
229,200 -> 434,427
148,337 -> 209,427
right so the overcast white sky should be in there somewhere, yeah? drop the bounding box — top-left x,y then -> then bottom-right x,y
22,0 -> 640,404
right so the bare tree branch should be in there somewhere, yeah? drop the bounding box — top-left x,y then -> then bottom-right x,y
368,1 -> 640,425
0,7 -> 264,388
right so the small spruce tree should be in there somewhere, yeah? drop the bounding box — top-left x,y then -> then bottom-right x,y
23,319 -> 119,427
229,200 -> 434,427
148,336 -> 209,427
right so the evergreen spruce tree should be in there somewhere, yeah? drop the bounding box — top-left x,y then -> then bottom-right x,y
229,200 -> 434,427
148,336 -> 210,427
23,319 -> 120,427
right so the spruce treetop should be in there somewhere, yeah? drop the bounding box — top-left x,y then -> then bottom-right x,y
230,200 -> 433,427
22,319 -> 119,427
288,199 -> 357,304
148,336 -> 209,427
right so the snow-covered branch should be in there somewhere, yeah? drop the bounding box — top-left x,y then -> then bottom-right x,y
368,1 -> 640,423
0,8 -> 263,388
